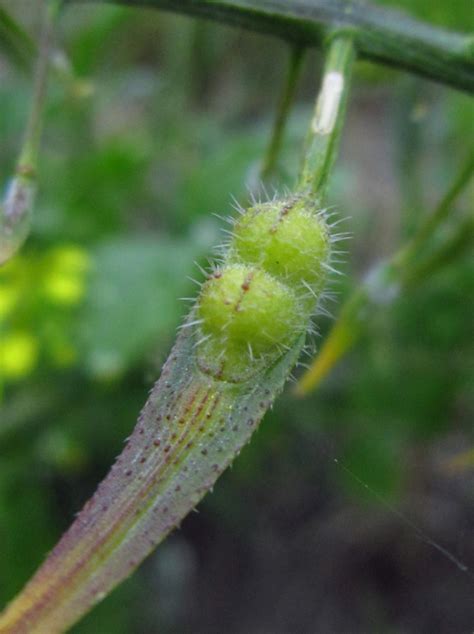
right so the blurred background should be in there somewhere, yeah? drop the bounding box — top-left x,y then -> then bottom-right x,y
0,1 -> 473,632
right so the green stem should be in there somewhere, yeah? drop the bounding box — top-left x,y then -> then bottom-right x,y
0,1 -> 60,266
18,0 -> 60,173
394,148 -> 474,269
394,76 -> 426,239
67,0 -> 474,93
260,46 -> 305,183
296,150 -> 473,395
298,33 -> 355,199
402,215 -> 474,289
0,7 -> 35,72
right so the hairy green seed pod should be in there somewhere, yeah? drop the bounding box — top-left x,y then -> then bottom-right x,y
197,264 -> 303,381
195,195 -> 331,382
231,196 -> 329,294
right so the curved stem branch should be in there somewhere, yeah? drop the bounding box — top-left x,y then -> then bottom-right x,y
295,151 -> 474,396
394,148 -> 474,268
67,0 -> 474,93
19,0 -> 60,171
0,0 -> 59,266
260,46 -> 305,183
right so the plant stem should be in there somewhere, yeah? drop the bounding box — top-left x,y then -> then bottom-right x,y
295,147 -> 473,395
402,214 -> 474,289
18,0 -> 59,173
0,7 -> 36,72
394,76 -> 426,239
260,46 -> 304,183
0,1 -> 59,266
68,0 -> 474,93
298,33 -> 355,199
0,326 -> 304,634
394,148 -> 474,269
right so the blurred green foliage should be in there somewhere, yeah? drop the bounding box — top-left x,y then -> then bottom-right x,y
0,1 -> 473,632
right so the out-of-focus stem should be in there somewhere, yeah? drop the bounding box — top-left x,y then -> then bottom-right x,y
394,148 -> 474,269
260,46 -> 305,183
295,152 -> 474,396
0,7 -> 35,72
0,1 -> 58,266
18,1 -> 59,170
402,214 -> 474,289
395,76 -> 426,239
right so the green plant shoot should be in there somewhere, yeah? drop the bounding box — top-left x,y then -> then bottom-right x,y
0,32 -> 355,634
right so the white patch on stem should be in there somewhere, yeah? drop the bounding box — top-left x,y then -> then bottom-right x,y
311,71 -> 344,136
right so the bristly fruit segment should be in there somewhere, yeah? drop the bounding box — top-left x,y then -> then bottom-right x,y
195,195 -> 331,382
0,33 -> 354,634
0,194 -> 332,633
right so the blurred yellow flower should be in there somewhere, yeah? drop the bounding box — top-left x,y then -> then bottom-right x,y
49,245 -> 90,274
43,273 -> 86,305
0,331 -> 39,378
43,245 -> 91,305
0,286 -> 18,318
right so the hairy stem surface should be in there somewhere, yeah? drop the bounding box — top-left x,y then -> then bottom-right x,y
0,327 -> 303,634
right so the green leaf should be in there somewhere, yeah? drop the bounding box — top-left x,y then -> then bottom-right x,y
0,7 -> 35,72
77,237 -> 200,378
